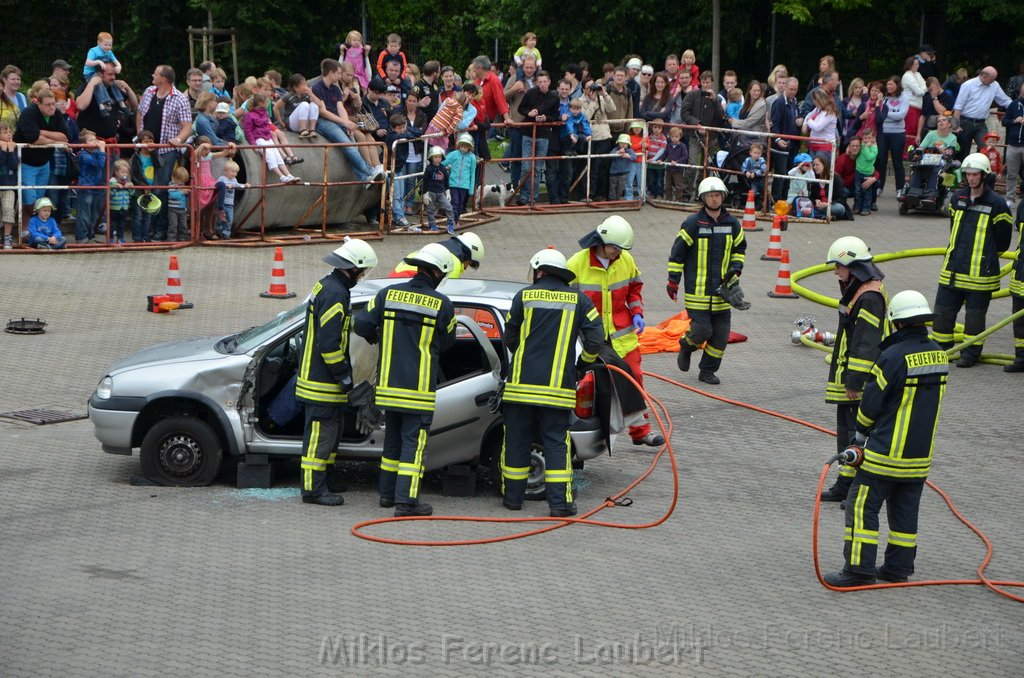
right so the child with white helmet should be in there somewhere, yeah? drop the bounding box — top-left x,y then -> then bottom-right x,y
417,145 -> 455,233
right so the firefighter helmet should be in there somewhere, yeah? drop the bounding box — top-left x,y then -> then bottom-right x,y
960,152 -> 991,174
888,290 -> 934,323
826,236 -> 873,266
697,176 -> 728,200
323,237 -> 379,272
403,242 -> 455,274
595,215 -> 634,250
529,246 -> 574,282
454,232 -> 485,267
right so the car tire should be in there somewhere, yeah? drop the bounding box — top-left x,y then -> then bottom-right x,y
140,416 -> 223,487
898,201 -> 909,215
488,443 -> 547,501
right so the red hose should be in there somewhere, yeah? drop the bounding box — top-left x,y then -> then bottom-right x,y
642,370 -> 1024,604
350,364 -> 679,546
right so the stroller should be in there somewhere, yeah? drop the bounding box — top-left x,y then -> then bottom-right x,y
898,146 -> 960,216
713,143 -> 753,209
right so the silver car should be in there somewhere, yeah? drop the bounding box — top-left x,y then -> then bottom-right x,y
89,278 -> 622,498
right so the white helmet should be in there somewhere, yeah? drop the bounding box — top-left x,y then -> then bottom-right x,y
529,246 -> 574,282
457,133 -> 475,148
403,242 -> 455,275
455,232 -> 485,267
888,290 -> 934,323
595,215 -> 634,250
826,236 -> 873,266
697,176 -> 728,201
960,152 -> 991,174
428,145 -> 445,158
323,237 -> 378,272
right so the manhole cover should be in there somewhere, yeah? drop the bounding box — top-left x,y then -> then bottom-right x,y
0,409 -> 87,425
6,318 -> 47,335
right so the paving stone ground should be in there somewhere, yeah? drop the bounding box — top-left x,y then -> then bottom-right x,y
1,197 -> 1022,677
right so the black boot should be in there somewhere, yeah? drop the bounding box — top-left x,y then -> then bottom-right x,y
326,475 -> 349,493
698,370 -> 720,385
550,503 -> 577,518
824,569 -> 876,588
302,492 -> 345,506
876,567 -> 909,583
821,477 -> 852,502
677,346 -> 693,372
956,351 -> 979,368
1004,360 -> 1024,373
379,496 -> 396,508
394,502 -> 433,517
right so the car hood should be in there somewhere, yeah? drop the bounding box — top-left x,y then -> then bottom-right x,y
107,336 -> 228,374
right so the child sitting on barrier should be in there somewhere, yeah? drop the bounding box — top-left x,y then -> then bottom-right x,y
28,197 -> 66,249
339,30 -> 372,89
242,93 -> 302,184
208,68 -> 230,101
442,133 -> 478,232
420,145 -> 455,233
108,159 -> 132,244
214,160 -> 249,240
167,166 -> 191,241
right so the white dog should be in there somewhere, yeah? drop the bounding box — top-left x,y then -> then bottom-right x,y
479,182 -> 515,207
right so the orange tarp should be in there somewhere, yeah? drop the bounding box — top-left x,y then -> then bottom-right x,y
639,311 -> 748,354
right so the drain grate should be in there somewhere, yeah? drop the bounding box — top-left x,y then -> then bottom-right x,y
0,409 -> 88,425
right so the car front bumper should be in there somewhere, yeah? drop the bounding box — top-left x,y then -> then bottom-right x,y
89,394 -> 145,454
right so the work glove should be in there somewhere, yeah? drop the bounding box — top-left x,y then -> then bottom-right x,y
852,431 -> 867,447
445,189 -> 452,202
666,280 -> 679,302
355,403 -> 384,435
423,192 -> 433,207
716,276 -> 751,311
487,382 -> 504,414
632,314 -> 645,333
347,380 -> 374,407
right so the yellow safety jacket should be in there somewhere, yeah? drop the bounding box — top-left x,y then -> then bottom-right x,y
295,270 -> 356,406
353,273 -> 456,413
566,248 -> 644,358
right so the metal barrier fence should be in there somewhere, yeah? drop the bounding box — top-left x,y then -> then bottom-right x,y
3,139 -> 388,252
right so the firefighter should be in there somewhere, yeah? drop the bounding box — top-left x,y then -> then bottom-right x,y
824,291 -> 948,587
354,243 -> 456,517
388,232 -> 485,279
667,176 -> 748,385
296,238 -> 379,506
1006,200 -> 1024,373
566,215 -> 665,447
820,236 -> 889,504
501,248 -> 605,517
932,152 -> 1013,368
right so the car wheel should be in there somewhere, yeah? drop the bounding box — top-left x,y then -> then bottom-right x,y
898,201 -> 909,215
487,441 -> 547,501
140,416 -> 223,486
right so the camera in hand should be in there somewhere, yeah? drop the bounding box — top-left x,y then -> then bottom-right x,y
589,82 -> 603,91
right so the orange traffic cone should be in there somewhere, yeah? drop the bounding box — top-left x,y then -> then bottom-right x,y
741,190 -> 762,232
260,247 -> 297,299
768,249 -> 799,298
760,215 -> 784,261
165,255 -> 184,303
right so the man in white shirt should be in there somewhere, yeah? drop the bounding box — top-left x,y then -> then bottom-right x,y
953,66 -> 1012,155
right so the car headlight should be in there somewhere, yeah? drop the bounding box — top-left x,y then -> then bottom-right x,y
96,376 -> 113,400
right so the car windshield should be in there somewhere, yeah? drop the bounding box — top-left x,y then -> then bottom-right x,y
222,304 -> 306,354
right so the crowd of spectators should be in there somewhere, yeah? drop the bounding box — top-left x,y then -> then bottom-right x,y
1,31 -> 1022,247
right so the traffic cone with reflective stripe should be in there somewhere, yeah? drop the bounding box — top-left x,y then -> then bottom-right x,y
760,215 -> 784,261
768,249 -> 799,298
741,190 -> 762,232
260,247 -> 297,299
165,255 -> 184,303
